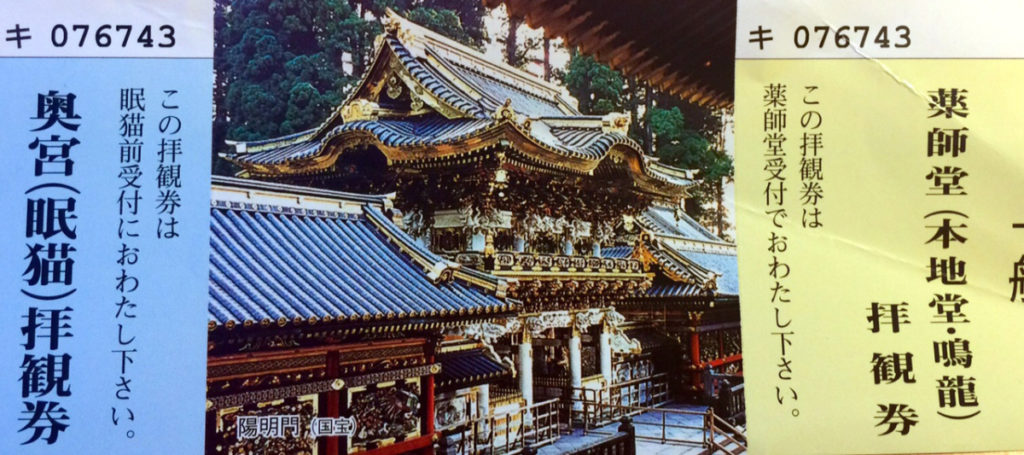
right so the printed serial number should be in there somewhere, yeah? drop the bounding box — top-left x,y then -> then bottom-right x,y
50,24 -> 175,48
793,26 -> 910,49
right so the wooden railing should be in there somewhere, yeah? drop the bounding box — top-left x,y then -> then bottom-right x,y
572,398 -> 707,447
705,409 -> 747,455
525,417 -> 636,455
611,373 -> 671,409
716,381 -> 745,426
444,398 -> 561,455
569,382 -> 746,454
572,373 -> 671,425
701,371 -> 745,425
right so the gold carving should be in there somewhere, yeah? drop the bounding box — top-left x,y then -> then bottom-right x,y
494,98 -> 516,122
384,14 -> 401,35
410,94 -> 425,111
386,74 -> 403,99
601,112 -> 631,134
341,99 -> 381,122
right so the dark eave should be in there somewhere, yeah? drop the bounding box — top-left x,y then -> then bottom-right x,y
485,0 -> 735,108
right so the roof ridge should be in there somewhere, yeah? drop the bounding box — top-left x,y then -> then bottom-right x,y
384,8 -> 567,100
237,128 -> 318,148
362,205 -> 458,281
362,205 -> 511,300
441,54 -> 564,107
210,176 -> 392,206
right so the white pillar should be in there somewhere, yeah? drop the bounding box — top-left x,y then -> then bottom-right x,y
600,330 -> 613,385
477,383 -> 490,418
518,341 -> 533,408
514,236 -> 526,253
562,239 -> 574,256
592,242 -> 601,257
569,329 -> 583,410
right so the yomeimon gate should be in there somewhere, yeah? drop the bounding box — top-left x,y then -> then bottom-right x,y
209,10 -> 741,454
205,177 -> 516,455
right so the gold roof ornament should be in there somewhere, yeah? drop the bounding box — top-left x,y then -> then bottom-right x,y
622,215 -> 636,232
384,12 -> 402,35
409,87 -> 425,111
386,74 -> 403,99
494,98 -> 517,122
340,99 -> 381,123
601,112 -> 631,134
483,233 -> 496,257
383,11 -> 415,45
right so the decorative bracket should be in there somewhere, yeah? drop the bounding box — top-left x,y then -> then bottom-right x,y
573,308 -> 605,333
601,112 -> 631,134
524,311 -> 572,337
449,317 -> 521,376
605,308 -> 641,355
340,99 -> 380,122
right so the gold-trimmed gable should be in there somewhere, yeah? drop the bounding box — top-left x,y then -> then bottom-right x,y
225,115 -> 691,198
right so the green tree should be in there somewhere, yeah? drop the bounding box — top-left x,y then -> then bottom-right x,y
214,0 -> 357,176
560,52 -> 733,231
648,105 -> 733,236
407,8 -> 473,45
561,51 -> 624,115
419,0 -> 488,47
213,0 -> 486,175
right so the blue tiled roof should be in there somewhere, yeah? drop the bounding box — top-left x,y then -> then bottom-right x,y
640,244 -> 738,299
538,125 -> 638,160
390,38 -> 488,119
233,138 -> 320,165
602,246 -> 634,259
440,58 -> 568,118
233,116 -> 493,165
640,206 -> 722,242
436,348 -> 511,389
630,207 -> 739,298
647,282 -> 707,298
229,115 -> 664,174
330,116 -> 494,148
676,250 -> 738,296
209,201 -> 508,328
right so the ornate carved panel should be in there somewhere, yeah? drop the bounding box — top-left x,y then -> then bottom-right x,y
435,393 -> 472,432
723,328 -> 742,357
573,309 -> 604,332
699,331 -> 720,363
348,378 -> 422,450
525,311 -> 572,337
